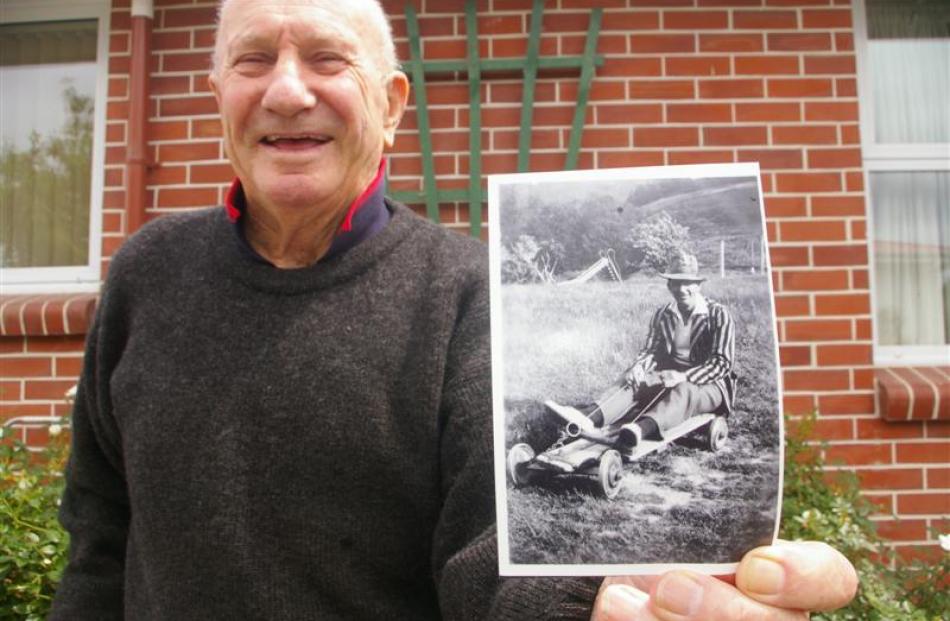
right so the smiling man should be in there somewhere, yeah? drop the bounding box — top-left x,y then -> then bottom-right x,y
50,1 -> 856,620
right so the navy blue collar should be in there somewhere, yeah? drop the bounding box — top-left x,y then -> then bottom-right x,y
225,161 -> 391,266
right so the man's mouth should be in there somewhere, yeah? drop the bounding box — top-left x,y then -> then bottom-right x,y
259,134 -> 332,151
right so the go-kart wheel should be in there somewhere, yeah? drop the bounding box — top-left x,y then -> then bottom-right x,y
598,450 -> 624,500
705,416 -> 728,452
507,443 -> 536,486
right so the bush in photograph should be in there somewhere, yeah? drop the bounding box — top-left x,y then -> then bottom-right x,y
0,425 -> 69,620
782,412 -> 949,621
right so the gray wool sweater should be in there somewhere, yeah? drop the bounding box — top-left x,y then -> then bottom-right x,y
50,202 -> 599,620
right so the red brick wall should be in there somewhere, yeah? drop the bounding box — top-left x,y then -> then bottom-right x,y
1,0 -> 946,554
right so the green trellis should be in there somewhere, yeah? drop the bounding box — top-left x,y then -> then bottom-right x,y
388,0 -> 605,237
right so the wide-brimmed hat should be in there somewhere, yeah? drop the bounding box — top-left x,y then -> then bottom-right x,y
660,251 -> 706,282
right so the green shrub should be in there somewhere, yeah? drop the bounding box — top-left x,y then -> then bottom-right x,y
0,424 -> 70,621
781,412 -> 949,621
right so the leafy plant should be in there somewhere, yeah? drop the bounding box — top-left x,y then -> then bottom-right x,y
781,412 -> 949,621
0,424 -> 70,621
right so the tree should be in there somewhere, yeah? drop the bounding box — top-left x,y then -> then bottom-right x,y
627,211 -> 692,273
501,234 -> 563,284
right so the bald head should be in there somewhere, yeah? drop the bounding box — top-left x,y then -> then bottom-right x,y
211,0 -> 398,78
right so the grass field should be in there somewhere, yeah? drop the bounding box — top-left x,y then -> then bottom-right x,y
500,274 -> 781,565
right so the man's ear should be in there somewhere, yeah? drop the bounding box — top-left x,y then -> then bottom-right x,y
381,71 -> 410,148
208,72 -> 221,104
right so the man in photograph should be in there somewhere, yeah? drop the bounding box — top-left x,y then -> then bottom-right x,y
617,251 -> 735,449
51,1 -> 856,619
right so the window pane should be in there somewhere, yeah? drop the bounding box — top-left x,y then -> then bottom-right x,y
865,1 -> 950,144
871,171 -> 950,346
0,19 -> 98,269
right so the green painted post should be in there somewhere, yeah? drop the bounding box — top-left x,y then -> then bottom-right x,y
517,0 -> 544,172
565,8 -> 602,171
404,5 -> 440,222
465,0 -> 483,237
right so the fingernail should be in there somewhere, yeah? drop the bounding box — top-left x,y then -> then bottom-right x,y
655,572 -> 703,617
742,554 -> 786,595
602,584 -> 650,619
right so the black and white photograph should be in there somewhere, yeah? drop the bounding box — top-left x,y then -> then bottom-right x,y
489,163 -> 783,576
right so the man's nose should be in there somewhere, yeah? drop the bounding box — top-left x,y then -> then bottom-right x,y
261,58 -> 317,117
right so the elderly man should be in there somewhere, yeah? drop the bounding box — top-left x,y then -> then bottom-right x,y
51,1 -> 857,619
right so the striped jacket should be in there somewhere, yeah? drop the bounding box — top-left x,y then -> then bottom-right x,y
633,297 -> 737,412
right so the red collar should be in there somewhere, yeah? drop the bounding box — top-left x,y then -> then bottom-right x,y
224,158 -> 387,234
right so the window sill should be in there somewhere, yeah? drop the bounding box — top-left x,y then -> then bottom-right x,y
876,366 -> 950,421
0,293 -> 99,337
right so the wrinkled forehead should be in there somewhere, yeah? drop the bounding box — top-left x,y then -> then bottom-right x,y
217,0 -> 386,65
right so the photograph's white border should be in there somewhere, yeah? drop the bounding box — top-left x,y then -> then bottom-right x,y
489,162 -> 784,577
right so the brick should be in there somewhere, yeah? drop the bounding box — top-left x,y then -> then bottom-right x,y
768,245 -> 809,266
896,443 -> 950,464
824,443 -> 892,466
24,379 -> 76,401
599,58 -> 662,78
147,165 -> 187,186
804,55 -> 856,74
764,196 -> 807,217
783,394 -> 816,415
698,79 -> 764,99
191,163 -> 236,184
802,9 -> 852,29
150,75 -> 190,96
598,152 -> 666,169
813,245 -> 868,267
780,345 -> 811,366
161,6 -> 217,28
767,78 -> 834,98
149,120 -> 189,141
856,468 -> 924,490
663,10 -> 729,30
595,103 -> 664,125
159,96 -> 219,117
873,518 -> 928,541
816,344 -> 872,366
807,148 -> 862,169
630,35 -> 695,54
809,417 -> 853,441
864,493 -> 893,514
667,150 -> 733,165
805,102 -> 860,123
158,141 -> 220,163
0,381 -> 21,401
557,81 -> 623,103
774,294 -> 810,317
811,195 -> 865,216
895,544 -> 944,563
191,119 -> 223,139
785,318 -> 852,341
704,126 -> 768,146
846,172 -> 864,192
158,188 -> 219,208
737,148 -> 803,169
897,493 -> 950,515
699,34 -> 763,52
819,393 -> 876,415
0,357 -> 52,378
835,78 -> 857,97
776,172 -> 841,193
857,418 -> 926,440
162,51 -> 212,73
473,15 -> 522,35
53,357 -> 83,378
580,128 -> 630,149
736,102 -> 800,122
601,10 -> 660,31
927,467 -> 950,488
667,103 -> 732,123
835,32 -> 854,52
768,33 -> 832,51
780,220 -> 846,241
784,268 -> 851,292
735,55 -> 800,75
629,80 -> 695,100
927,422 -> 950,439
853,366 -> 874,390
634,127 -> 699,147
665,57 -> 730,77
734,10 -> 798,29
784,369 -> 850,391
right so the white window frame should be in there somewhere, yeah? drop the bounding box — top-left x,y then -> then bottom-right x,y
852,0 -> 950,366
0,0 -> 110,293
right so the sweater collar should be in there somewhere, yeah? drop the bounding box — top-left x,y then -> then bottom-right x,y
224,158 -> 390,264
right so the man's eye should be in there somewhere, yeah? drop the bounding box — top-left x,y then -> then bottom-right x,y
234,54 -> 271,67
309,54 -> 347,71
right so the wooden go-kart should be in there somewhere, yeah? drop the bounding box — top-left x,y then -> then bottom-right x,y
507,377 -> 730,500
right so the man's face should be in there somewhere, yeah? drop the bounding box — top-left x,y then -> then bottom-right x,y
667,279 -> 702,311
209,0 -> 407,214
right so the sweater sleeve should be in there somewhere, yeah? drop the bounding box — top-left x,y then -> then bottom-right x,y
431,267 -> 601,620
49,291 -> 131,619
683,303 -> 735,385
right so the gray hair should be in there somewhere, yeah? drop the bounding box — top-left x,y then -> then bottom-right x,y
211,0 -> 399,77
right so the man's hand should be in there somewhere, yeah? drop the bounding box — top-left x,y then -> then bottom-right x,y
624,365 -> 646,387
657,370 -> 686,388
591,540 -> 858,620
